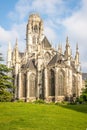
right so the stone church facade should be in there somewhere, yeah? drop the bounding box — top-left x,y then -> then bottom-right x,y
7,14 -> 83,102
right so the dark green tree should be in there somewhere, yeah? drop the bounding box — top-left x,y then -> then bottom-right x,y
76,80 -> 87,103
0,53 -> 14,102
80,80 -> 87,102
0,53 -> 3,61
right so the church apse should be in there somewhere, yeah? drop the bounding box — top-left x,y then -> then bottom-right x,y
7,13 -> 83,102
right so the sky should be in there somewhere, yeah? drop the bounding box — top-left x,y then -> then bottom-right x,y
0,0 -> 87,72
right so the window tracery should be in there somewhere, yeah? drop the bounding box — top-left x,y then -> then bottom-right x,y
29,73 -> 36,97
58,70 -> 64,96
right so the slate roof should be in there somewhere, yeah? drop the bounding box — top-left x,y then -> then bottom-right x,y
48,54 -> 57,66
42,36 -> 51,48
21,59 -> 36,70
19,52 -> 24,57
82,73 -> 87,80
26,59 -> 36,70
48,54 -> 65,66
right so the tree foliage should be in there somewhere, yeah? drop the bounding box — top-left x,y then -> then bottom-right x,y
80,80 -> 87,102
76,80 -> 87,103
0,53 -> 14,102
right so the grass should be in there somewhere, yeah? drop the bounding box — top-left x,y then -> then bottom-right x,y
0,102 -> 87,130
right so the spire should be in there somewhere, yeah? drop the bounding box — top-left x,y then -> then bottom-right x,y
15,38 -> 18,49
58,43 -> 62,54
75,43 -> 79,64
58,44 -> 60,52
66,36 -> 70,47
65,36 -> 71,59
76,43 -> 79,53
8,41 -> 12,51
60,44 -> 62,54
75,43 -> 80,71
14,38 -> 19,62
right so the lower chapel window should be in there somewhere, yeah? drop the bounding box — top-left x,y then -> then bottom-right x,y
58,71 -> 64,96
29,74 -> 36,97
49,69 -> 55,96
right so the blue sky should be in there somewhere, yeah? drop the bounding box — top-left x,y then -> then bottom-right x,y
0,0 -> 87,72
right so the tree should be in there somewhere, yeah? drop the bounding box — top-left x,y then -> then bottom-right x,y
0,53 -> 14,102
76,80 -> 87,103
0,53 -> 3,61
80,80 -> 87,102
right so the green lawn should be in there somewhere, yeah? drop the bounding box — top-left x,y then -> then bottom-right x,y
0,103 -> 87,130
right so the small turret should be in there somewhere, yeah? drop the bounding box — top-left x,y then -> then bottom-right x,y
66,36 -> 70,47
75,43 -> 81,72
65,36 -> 71,59
75,43 -> 79,64
58,43 -> 62,54
15,38 -> 19,62
7,41 -> 12,68
64,36 -> 71,66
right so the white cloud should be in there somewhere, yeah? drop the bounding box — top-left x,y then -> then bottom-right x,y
0,0 -> 87,71
61,0 -> 87,71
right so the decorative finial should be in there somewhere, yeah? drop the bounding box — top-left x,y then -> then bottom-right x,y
15,38 -> 18,49
58,44 -> 60,52
58,43 -> 62,54
76,43 -> 79,53
76,43 -> 78,50
60,43 -> 62,54
8,41 -> 11,50
66,36 -> 69,46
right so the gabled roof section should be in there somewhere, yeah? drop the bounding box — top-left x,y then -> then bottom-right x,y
82,73 -> 87,80
21,59 -> 36,70
26,59 -> 36,70
48,54 -> 65,66
42,36 -> 52,48
48,54 -> 57,66
19,52 -> 24,58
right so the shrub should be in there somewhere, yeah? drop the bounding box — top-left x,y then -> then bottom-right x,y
0,90 -> 13,102
33,99 -> 45,104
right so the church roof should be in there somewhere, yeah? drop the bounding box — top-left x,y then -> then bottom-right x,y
42,36 -> 52,48
48,54 -> 57,66
82,73 -> 87,80
21,59 -> 36,70
48,54 -> 65,66
19,52 -> 24,57
26,59 -> 36,70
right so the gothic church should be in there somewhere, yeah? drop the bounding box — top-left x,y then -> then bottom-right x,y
7,14 -> 83,102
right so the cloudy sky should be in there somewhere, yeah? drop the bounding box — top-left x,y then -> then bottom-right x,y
0,0 -> 87,72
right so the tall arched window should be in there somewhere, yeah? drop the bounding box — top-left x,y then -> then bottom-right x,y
44,52 -> 51,64
21,73 -> 26,97
29,73 -> 36,97
58,70 -> 64,96
49,69 -> 55,96
32,36 -> 36,45
72,76 -> 77,97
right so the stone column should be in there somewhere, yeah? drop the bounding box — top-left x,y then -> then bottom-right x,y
66,69 -> 72,101
44,68 -> 48,99
18,72 -> 21,99
55,68 -> 58,101
14,75 -> 17,99
26,72 -> 29,101
77,73 -> 82,97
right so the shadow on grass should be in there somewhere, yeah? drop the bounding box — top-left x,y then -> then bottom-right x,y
58,104 -> 87,114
